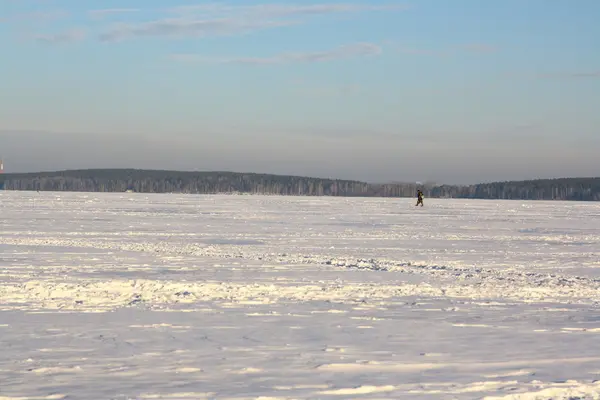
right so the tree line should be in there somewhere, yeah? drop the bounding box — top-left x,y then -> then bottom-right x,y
1,169 -> 599,201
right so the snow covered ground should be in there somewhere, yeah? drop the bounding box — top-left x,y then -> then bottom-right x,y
1,190 -> 600,399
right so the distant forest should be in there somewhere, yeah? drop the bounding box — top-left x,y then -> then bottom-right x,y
1,169 -> 599,201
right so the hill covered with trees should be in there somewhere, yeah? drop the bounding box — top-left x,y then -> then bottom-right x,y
1,169 -> 599,201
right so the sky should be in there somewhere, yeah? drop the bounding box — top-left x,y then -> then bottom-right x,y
0,0 -> 599,184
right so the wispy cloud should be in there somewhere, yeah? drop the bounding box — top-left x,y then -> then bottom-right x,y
290,82 -> 366,97
169,3 -> 409,17
33,29 -> 86,44
99,2 -> 408,42
540,70 -> 600,79
502,70 -> 600,80
397,46 -> 444,56
461,43 -> 497,53
0,10 -> 69,23
569,71 -> 600,78
171,42 -> 382,65
99,18 -> 296,42
395,42 -> 498,56
88,8 -> 140,19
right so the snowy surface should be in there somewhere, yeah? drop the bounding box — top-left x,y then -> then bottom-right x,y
1,191 -> 600,399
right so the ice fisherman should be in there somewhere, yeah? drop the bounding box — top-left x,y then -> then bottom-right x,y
416,190 -> 424,207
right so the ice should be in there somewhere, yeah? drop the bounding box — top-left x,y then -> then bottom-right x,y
1,191 -> 600,399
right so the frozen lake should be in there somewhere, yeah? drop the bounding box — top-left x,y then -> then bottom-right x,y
1,191 -> 600,399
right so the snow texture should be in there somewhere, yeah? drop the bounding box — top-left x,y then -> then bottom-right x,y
1,191 -> 600,399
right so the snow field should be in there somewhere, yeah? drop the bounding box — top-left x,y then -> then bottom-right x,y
1,191 -> 600,399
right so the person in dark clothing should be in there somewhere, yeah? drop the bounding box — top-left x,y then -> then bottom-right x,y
416,190 -> 424,207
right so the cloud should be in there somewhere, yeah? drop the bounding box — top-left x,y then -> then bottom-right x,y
0,10 -> 69,23
88,8 -> 140,19
98,2 -> 408,41
541,71 -> 600,79
397,46 -> 443,56
33,29 -> 86,44
395,42 -> 497,57
170,3 -> 409,17
502,70 -> 600,80
461,43 -> 497,53
99,18 -> 295,42
291,83 -> 365,97
570,71 -> 600,78
171,42 -> 382,65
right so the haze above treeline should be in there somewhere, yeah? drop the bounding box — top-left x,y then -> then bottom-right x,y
1,169 -> 599,201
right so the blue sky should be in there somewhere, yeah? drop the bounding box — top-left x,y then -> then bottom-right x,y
1,0 -> 598,184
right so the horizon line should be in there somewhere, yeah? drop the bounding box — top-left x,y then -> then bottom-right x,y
2,167 -> 599,187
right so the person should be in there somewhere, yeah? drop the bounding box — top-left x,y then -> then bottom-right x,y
416,190 -> 424,207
